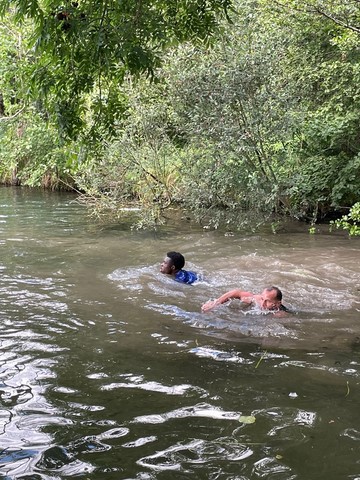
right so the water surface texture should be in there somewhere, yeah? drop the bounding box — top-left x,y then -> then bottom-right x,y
0,187 -> 359,480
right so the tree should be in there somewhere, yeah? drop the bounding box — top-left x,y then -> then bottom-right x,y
267,0 -> 360,219
73,0 -> 360,228
0,0 -> 233,138
273,0 -> 360,34
0,15 -> 29,119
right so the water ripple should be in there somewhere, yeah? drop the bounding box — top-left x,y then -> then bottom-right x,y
137,438 -> 254,472
132,402 -> 240,425
101,374 -> 205,396
341,428 -> 360,441
36,445 -> 95,475
252,456 -> 296,479
190,346 -> 252,363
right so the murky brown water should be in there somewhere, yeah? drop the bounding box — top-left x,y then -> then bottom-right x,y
0,186 -> 359,479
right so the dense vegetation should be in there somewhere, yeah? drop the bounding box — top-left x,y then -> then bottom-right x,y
0,0 -> 360,232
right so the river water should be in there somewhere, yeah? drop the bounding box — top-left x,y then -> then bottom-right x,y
0,186 -> 359,480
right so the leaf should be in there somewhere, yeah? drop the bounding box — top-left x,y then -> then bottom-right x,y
238,415 -> 256,424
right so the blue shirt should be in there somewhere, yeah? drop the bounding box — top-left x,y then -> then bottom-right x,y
175,269 -> 198,285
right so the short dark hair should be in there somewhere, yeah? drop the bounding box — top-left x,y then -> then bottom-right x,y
267,286 -> 282,301
167,251 -> 185,270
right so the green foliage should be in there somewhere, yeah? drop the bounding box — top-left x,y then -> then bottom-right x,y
275,0 -> 360,37
330,202 -> 360,236
73,89 -> 184,227
0,0 -> 233,138
67,0 -> 360,229
0,111 -> 77,188
1,0 -> 360,231
281,152 -> 360,221
256,0 -> 360,222
0,14 -> 31,117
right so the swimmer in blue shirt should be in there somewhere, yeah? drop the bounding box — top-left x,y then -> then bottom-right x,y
160,251 -> 198,285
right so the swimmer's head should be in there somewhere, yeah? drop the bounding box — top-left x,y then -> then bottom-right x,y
160,251 -> 185,275
259,286 -> 282,310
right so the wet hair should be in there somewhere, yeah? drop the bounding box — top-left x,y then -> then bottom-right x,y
266,286 -> 282,301
167,251 -> 185,270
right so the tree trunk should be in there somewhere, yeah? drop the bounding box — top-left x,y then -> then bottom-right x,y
0,93 -> 5,117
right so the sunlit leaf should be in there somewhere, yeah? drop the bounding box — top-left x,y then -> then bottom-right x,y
238,415 -> 256,424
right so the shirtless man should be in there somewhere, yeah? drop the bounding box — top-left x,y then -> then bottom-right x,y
201,286 -> 289,315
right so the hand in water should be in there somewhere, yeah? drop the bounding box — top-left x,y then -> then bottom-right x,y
201,300 -> 217,312
202,294 -> 254,313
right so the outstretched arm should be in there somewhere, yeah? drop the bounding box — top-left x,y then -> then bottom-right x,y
201,289 -> 253,312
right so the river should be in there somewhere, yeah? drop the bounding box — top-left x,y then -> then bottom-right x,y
0,186 -> 359,479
